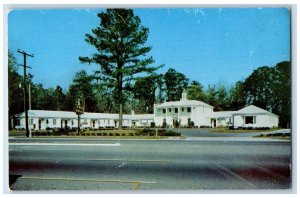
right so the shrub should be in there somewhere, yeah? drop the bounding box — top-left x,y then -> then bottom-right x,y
136,128 -> 181,137
162,121 -> 167,128
151,122 -> 155,128
175,120 -> 180,128
164,130 -> 181,136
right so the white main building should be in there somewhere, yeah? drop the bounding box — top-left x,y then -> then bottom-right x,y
11,92 -> 279,130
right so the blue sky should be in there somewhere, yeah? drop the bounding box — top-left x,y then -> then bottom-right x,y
8,8 -> 290,90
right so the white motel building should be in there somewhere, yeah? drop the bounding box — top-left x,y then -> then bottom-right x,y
11,91 -> 279,130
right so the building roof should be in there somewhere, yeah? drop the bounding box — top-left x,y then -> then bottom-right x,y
212,111 -> 237,118
233,105 -> 278,117
14,110 -> 154,120
155,99 -> 213,109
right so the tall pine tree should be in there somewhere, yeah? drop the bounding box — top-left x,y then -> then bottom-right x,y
79,9 -> 161,129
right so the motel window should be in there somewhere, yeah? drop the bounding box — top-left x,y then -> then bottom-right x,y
187,107 -> 191,113
163,109 -> 166,113
53,119 -> 56,125
245,116 -> 256,124
175,108 -> 178,113
182,108 -> 184,112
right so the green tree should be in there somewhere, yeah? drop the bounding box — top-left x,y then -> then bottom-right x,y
206,85 -> 219,110
79,9 -> 161,129
243,66 -> 275,111
242,61 -> 291,128
8,52 -> 24,117
227,81 -> 246,110
187,80 -> 206,101
53,86 -> 66,111
31,84 -> 56,110
164,68 -> 189,101
216,85 -> 228,111
132,75 -> 158,113
156,74 -> 165,103
272,61 -> 291,127
66,70 -> 98,112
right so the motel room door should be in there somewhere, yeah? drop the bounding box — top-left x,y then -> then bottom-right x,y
38,119 -> 41,130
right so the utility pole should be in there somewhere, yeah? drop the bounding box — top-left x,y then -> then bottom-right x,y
17,49 -> 34,138
29,83 -> 31,110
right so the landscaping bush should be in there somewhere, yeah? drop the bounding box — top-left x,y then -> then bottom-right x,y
136,128 -> 181,137
162,121 -> 167,128
163,130 -> 181,136
34,131 -> 50,136
136,128 -> 156,136
150,122 -> 155,128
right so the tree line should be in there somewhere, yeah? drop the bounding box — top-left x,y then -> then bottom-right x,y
8,9 -> 291,128
8,50 -> 291,128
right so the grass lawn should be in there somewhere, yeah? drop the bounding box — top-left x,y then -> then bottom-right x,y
208,127 -> 281,133
254,132 -> 291,140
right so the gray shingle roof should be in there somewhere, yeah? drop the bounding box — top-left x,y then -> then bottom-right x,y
14,110 -> 154,120
233,105 -> 278,117
155,99 -> 213,108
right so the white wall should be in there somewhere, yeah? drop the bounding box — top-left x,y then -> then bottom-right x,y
233,114 -> 279,128
154,106 -> 213,127
192,106 -> 213,127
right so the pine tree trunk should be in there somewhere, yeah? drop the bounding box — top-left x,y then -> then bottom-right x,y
118,73 -> 123,130
118,103 -> 123,129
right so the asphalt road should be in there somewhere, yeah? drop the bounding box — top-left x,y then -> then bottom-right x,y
8,137 -> 291,191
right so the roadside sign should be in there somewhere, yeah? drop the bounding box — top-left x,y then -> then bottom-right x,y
75,98 -> 85,115
76,107 -> 84,115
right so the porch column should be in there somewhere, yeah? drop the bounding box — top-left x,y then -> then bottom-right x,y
165,107 -> 168,120
165,107 -> 168,126
177,106 -> 180,122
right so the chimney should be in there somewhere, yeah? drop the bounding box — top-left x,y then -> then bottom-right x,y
131,110 -> 135,115
181,89 -> 187,101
